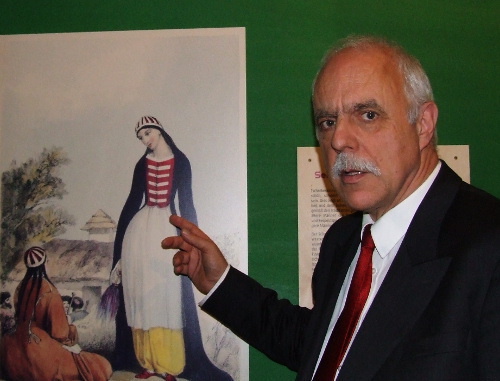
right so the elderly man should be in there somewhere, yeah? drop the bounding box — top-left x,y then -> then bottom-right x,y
162,35 -> 500,380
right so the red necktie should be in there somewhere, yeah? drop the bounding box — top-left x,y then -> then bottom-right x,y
313,224 -> 375,380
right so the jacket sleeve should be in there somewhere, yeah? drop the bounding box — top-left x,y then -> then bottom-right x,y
201,266 -> 311,371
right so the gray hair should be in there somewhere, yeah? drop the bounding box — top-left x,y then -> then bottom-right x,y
313,35 -> 435,127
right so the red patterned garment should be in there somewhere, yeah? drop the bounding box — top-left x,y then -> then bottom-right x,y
146,157 -> 174,208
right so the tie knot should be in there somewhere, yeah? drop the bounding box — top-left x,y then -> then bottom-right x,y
362,224 -> 375,250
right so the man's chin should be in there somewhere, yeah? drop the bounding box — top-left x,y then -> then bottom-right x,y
340,192 -> 378,214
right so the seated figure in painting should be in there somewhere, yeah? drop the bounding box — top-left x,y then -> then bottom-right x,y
0,246 -> 112,381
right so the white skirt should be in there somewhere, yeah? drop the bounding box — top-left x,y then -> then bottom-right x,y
121,205 -> 182,330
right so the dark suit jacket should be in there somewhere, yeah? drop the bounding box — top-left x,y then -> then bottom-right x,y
202,161 -> 500,380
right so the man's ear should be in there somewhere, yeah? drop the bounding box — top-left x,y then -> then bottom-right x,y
417,101 -> 439,150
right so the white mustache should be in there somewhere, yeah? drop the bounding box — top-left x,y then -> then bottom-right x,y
331,152 -> 381,178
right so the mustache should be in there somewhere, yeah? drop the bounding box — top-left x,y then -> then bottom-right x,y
331,152 -> 381,178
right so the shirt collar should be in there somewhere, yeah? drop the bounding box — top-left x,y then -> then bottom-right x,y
362,161 -> 441,258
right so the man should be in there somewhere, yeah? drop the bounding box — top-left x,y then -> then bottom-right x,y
161,35 -> 500,380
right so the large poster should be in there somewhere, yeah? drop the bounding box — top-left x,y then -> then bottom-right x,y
0,28 -> 247,381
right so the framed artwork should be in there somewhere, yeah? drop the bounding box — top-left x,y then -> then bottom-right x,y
0,28 -> 247,381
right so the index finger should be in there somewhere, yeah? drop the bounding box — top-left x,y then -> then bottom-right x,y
169,215 -> 211,240
161,235 -> 191,251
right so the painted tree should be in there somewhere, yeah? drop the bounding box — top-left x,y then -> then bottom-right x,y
1,147 -> 74,279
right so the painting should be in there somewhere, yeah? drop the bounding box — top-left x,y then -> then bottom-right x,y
0,28 -> 248,381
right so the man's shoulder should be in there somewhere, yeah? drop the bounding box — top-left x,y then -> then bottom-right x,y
458,180 -> 499,206
451,181 -> 500,227
426,162 -> 499,231
437,180 -> 500,260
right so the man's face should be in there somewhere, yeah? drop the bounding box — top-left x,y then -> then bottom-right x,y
314,47 -> 424,220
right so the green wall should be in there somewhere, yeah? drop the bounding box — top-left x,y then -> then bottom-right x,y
2,1 -> 499,379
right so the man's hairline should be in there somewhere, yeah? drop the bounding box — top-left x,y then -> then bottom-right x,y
311,36 -> 437,146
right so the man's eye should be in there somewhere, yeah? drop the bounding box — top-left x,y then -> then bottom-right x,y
362,111 -> 378,120
318,119 -> 336,131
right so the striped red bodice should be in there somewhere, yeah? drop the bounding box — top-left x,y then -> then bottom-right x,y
145,156 -> 174,208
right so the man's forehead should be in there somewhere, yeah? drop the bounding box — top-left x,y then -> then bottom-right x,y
313,51 -> 403,109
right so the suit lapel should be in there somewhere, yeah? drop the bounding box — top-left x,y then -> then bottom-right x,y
338,162 -> 463,380
338,245 -> 451,380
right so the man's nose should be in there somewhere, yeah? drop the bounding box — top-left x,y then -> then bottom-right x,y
330,116 -> 357,153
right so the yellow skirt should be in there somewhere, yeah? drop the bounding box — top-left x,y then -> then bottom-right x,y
132,327 -> 185,375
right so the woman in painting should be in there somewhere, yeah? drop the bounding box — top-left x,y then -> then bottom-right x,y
1,246 -> 112,381
111,116 -> 231,381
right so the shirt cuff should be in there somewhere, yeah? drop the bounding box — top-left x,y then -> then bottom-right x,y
199,264 -> 231,307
